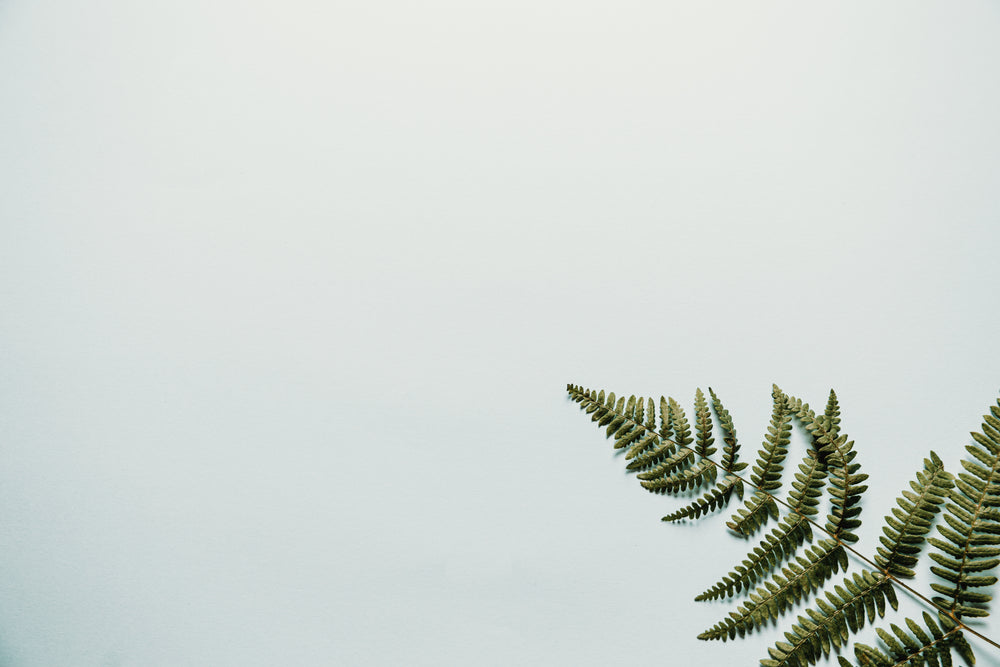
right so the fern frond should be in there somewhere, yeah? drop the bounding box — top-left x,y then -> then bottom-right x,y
694,388 -> 717,459
622,397 -> 676,467
837,612 -> 972,667
698,452 -> 827,600
824,390 -> 842,439
698,538 -> 848,640
640,457 -> 716,494
568,385 -> 666,458
873,451 -> 954,578
631,397 -> 698,481
696,514 -> 813,601
636,392 -> 729,494
760,569 -> 897,667
728,491 -> 780,536
787,390 -> 869,544
642,390 -> 736,518
570,385 -> 724,498
662,474 -> 740,523
927,396 -> 1000,620
624,397 -> 660,460
710,388 -> 746,477
750,387 -> 793,492
658,396 -> 673,439
609,394 -> 647,448
626,440 -> 683,472
567,384 -> 1000,665
635,447 -> 694,479
788,450 -> 829,517
761,451 -> 959,666
727,387 -> 792,536
623,430 -> 660,461
761,452 -> 964,667
669,397 -> 694,448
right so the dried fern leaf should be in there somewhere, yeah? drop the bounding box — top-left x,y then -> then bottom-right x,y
662,474 -> 740,523
698,538 -> 848,641
837,612 -> 967,667
626,440 -> 683,472
750,387 -> 793,491
698,452 -> 827,601
873,451 -> 954,578
568,385 -> 666,458
669,396 -> 694,449
640,457 -> 716,494
710,387 -> 747,476
624,397 -> 659,460
760,569 -> 898,667
694,388 -> 717,459
927,396 -> 1000,620
728,490 -> 780,536
635,447 -> 694,480
786,390 -> 869,544
727,387 -> 792,536
761,451 -> 958,666
696,514 -> 813,601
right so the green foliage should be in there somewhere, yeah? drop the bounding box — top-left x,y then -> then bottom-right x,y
566,384 -> 1000,666
927,403 -> 1000,621
697,451 -> 827,601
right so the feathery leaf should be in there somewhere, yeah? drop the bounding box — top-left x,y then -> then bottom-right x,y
698,452 -> 827,600
928,396 -> 1000,621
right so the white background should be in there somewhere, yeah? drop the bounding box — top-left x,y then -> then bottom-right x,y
2,1 -> 1000,665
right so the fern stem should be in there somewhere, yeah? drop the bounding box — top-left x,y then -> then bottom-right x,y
567,386 -> 1000,653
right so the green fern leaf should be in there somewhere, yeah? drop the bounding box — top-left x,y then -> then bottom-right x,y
750,387 -> 793,492
696,514 -> 813,601
727,387 -> 792,536
698,452 -> 827,600
698,538 -> 848,641
635,447 -> 694,480
760,569 -> 897,667
568,385 -> 670,469
640,457 -> 716,494
669,397 -> 694,449
787,391 -> 869,544
728,491 -> 780,536
761,451 -> 959,666
626,441 -> 685,472
927,396 -> 1000,620
636,392 -> 729,495
623,397 -> 660,460
840,612 -> 964,667
662,474 -> 740,523
621,398 -> 676,468
710,387 -> 747,477
567,384 -> 1000,666
873,452 -> 954,578
694,388 -> 717,459
658,396 -> 673,439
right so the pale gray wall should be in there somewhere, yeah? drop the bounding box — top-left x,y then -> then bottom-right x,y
2,1 -> 1000,665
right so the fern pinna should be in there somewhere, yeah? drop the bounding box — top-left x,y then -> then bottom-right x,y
567,384 -> 1000,666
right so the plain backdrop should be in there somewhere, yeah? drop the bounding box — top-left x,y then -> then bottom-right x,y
2,1 -> 1000,665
